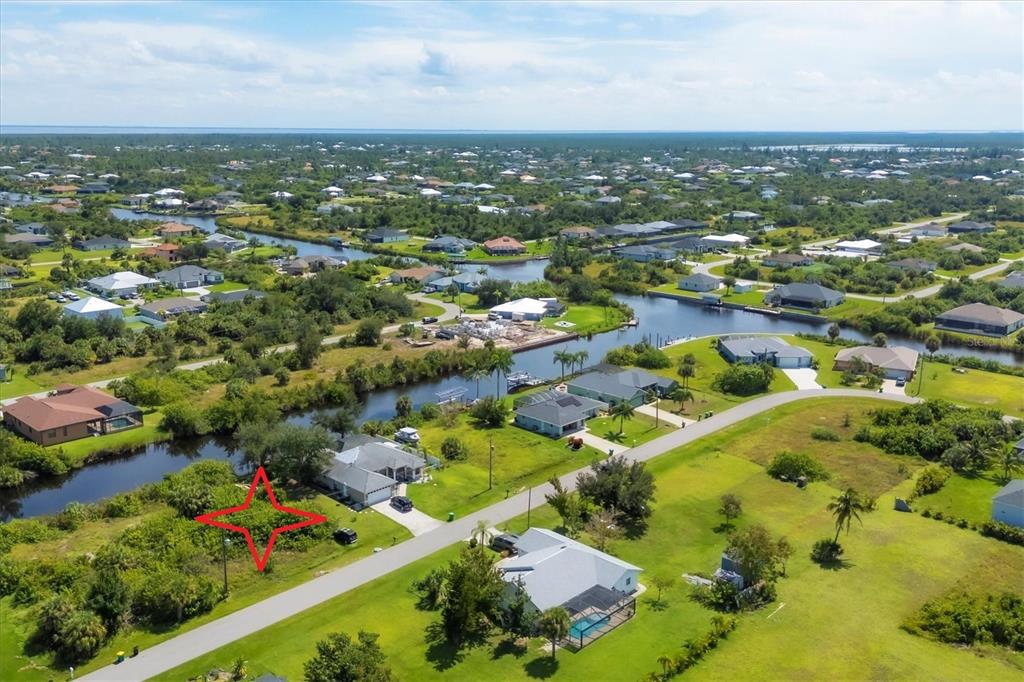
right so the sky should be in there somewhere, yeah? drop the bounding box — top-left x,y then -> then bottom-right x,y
1,0 -> 1021,131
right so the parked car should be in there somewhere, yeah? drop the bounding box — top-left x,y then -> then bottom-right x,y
490,532 -> 519,554
421,316 -> 439,324
55,295 -> 67,303
333,528 -> 358,545
895,377 -> 906,387
390,495 -> 414,512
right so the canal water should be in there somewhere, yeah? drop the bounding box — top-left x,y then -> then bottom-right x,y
1,213 -> 1020,518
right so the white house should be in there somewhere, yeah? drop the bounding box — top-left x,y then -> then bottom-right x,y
701,233 -> 750,249
87,271 -> 160,297
489,298 -> 556,321
991,480 -> 1024,528
63,296 -> 123,321
834,239 -> 883,254
496,528 -> 642,614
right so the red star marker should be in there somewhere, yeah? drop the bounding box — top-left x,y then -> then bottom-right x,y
195,466 -> 327,572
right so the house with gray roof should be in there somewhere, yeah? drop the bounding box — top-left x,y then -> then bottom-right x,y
717,336 -> 813,368
991,480 -> 1024,528
318,437 -> 426,506
886,258 -> 937,273
155,265 -> 224,289
996,271 -> 1024,290
934,303 -> 1024,337
202,289 -> 266,304
947,220 -> 995,234
677,273 -> 721,292
833,345 -> 919,380
422,235 -> 475,254
514,390 -> 606,437
204,232 -> 248,253
614,244 -> 676,263
762,252 -> 813,268
567,366 -> 677,407
138,297 -> 208,320
73,235 -> 130,251
424,270 -> 487,293
365,228 -> 407,243
764,282 -> 845,310
496,528 -> 642,627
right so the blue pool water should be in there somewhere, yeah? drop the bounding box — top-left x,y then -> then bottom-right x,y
569,614 -> 610,640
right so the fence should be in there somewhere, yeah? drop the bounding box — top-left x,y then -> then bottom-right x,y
563,597 -> 636,651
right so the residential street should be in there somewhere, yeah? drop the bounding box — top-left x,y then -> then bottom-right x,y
83,388 -> 917,681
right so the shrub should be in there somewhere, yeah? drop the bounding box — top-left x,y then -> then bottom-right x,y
979,521 -> 1024,547
766,451 -> 829,482
469,396 -> 509,427
810,538 -> 843,564
160,401 -> 211,438
913,464 -> 951,498
104,493 -> 143,518
810,427 -> 840,441
440,436 -> 469,461
905,591 -> 1024,651
54,502 -> 89,531
712,363 -> 773,396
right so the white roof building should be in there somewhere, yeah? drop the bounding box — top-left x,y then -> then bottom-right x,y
365,174 -> 387,183
420,188 -> 442,197
497,528 -> 642,612
834,239 -> 883,253
153,187 -> 184,197
490,298 -> 549,318
87,271 -> 160,294
63,296 -> 123,319
701,233 -> 751,246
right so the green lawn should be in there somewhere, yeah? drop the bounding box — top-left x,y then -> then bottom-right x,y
818,296 -> 886,320
585,411 -> 676,447
205,280 -> 249,293
155,397 -> 1024,682
914,360 -> 1024,418
1,496 -> 412,682
426,291 -> 488,314
51,409 -> 168,465
540,304 -> 626,336
407,412 -> 603,519
0,371 -> 46,400
654,337 -> 797,415
911,470 -> 1006,525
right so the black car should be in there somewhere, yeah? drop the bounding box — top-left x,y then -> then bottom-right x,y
490,532 -> 519,554
390,495 -> 414,512
421,316 -> 439,324
333,528 -> 358,545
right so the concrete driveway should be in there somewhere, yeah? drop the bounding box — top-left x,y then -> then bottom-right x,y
371,499 -> 444,536
880,379 -> 907,396
783,368 -> 821,390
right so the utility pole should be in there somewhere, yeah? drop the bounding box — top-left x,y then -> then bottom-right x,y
526,486 -> 532,529
221,533 -> 231,596
488,435 -> 494,490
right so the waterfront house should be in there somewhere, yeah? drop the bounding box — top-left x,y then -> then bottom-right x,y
567,366 -> 677,407
833,345 -> 919,380
3,384 -> 142,446
483,236 -> 527,255
365,228 -> 407,244
934,303 -> 1024,337
615,245 -> 676,263
489,297 -> 560,321
204,233 -> 248,253
318,436 -> 426,506
677,273 -> 721,292
513,390 -> 606,437
156,222 -> 195,238
764,282 -> 845,310
422,235 -> 475,254
717,336 -> 813,368
389,266 -> 444,286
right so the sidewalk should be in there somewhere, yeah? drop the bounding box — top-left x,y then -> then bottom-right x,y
574,430 -> 628,455
636,403 -> 693,427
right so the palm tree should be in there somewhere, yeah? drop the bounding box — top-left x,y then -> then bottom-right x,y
573,350 -> 589,374
490,348 -> 514,397
553,349 -> 573,381
471,519 -> 491,546
470,366 -> 489,399
998,446 -> 1023,483
678,362 -> 694,388
610,401 -> 636,435
828,488 -> 868,544
668,387 -> 692,413
537,607 -> 571,659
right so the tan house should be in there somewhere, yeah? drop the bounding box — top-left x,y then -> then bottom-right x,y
833,345 -> 919,380
156,222 -> 195,238
2,385 -> 143,446
483,236 -> 527,255
142,242 -> 182,262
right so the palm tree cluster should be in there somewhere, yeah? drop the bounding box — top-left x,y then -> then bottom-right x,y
552,348 -> 590,381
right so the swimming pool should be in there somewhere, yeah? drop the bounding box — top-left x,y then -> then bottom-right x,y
106,417 -> 136,430
569,614 -> 610,640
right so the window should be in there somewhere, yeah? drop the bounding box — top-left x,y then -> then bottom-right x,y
47,430 -> 57,438
626,577 -> 631,585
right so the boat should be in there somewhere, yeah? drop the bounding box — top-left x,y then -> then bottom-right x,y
327,236 -> 346,248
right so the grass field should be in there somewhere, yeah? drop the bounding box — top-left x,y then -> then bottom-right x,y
914,360 -> 1024,417
0,494 -> 412,681
409,412 -> 603,519
155,397 -> 1024,682
585,411 -> 676,446
0,372 -> 46,400
540,304 -> 626,336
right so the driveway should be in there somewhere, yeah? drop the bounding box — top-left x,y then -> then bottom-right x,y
880,379 -> 907,396
575,429 -> 628,455
783,368 -> 821,390
370,498 -> 444,537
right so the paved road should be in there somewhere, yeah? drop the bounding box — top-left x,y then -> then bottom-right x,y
83,388 -> 916,681
0,294 -> 461,405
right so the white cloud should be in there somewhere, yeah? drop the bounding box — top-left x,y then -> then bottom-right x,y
0,1 -> 1020,129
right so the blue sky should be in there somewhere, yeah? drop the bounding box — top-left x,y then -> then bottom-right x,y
1,1 -> 1021,130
